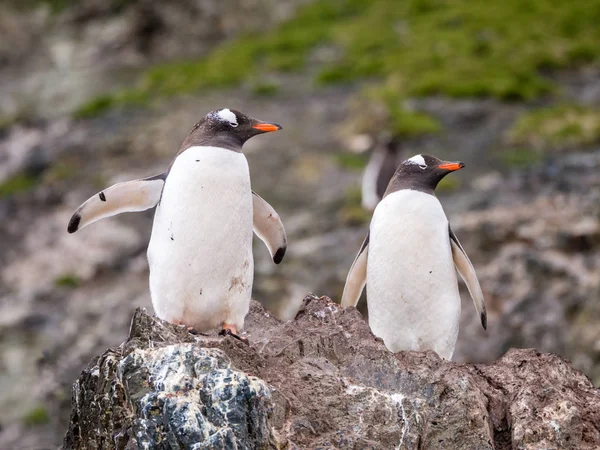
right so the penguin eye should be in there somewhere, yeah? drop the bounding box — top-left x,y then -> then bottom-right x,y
213,108 -> 239,128
406,155 -> 427,170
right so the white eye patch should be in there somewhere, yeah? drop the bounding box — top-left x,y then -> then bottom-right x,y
406,154 -> 427,169
214,108 -> 238,127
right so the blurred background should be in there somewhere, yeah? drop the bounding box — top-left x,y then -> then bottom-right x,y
1,0 -> 600,446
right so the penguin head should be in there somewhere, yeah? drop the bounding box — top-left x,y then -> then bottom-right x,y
391,154 -> 464,192
194,108 -> 282,145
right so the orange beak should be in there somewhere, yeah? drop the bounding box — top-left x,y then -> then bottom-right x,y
252,122 -> 282,132
438,161 -> 465,171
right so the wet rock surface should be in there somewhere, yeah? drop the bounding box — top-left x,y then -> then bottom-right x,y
65,297 -> 600,450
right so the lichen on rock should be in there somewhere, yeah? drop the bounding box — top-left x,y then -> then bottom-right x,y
119,345 -> 271,449
64,317 -> 273,449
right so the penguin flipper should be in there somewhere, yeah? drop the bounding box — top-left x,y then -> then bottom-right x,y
67,173 -> 166,233
341,233 -> 369,308
252,191 -> 287,264
449,225 -> 487,330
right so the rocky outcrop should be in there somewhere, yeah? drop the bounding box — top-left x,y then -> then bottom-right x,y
451,152 -> 600,384
64,296 -> 600,449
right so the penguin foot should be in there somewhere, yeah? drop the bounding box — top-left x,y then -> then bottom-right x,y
219,326 -> 249,345
172,321 -> 199,336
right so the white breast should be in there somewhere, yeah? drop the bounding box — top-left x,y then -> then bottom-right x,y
367,189 -> 461,359
147,146 -> 254,332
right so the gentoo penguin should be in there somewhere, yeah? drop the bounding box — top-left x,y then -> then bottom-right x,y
341,154 -> 486,360
361,136 -> 402,211
67,108 -> 286,338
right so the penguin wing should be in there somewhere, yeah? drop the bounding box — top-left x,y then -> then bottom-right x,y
341,232 -> 369,308
67,173 -> 166,233
449,225 -> 487,330
252,191 -> 287,264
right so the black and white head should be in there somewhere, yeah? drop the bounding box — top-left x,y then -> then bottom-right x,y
181,108 -> 282,152
386,154 -> 465,195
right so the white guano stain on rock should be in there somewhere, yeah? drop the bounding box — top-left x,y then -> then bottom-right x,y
344,380 -> 421,449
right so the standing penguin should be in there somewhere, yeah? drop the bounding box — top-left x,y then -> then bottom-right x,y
68,108 -> 286,337
361,136 -> 402,211
341,154 -> 486,359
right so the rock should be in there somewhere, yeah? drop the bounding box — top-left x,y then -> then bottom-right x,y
0,5 -> 46,68
64,296 -> 600,449
0,119 -> 73,184
451,152 -> 600,384
68,345 -> 271,449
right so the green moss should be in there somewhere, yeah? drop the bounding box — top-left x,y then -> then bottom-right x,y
73,90 -> 150,119
23,406 -> 50,426
344,185 -> 363,205
334,152 -> 369,170
9,0 -> 134,14
73,95 -> 117,119
6,0 -> 66,12
389,107 -> 441,137
55,274 -> 81,289
0,114 -> 19,131
0,173 -> 39,197
0,161 -> 77,197
339,205 -> 370,225
499,148 -> 544,168
347,86 -> 441,137
508,105 -> 600,149
91,174 -> 109,190
75,0 -> 600,117
40,0 -> 71,12
45,162 -> 77,182
437,176 -> 461,193
339,186 -> 370,225
250,81 -> 280,96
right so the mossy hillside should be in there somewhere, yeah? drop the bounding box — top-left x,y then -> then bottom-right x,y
75,0 -> 600,123
0,173 -> 39,198
74,0 -> 352,118
334,152 -> 369,170
22,406 -> 50,426
437,175 -> 460,193
54,273 -> 81,288
338,185 -> 371,225
8,0 -> 134,13
5,0 -> 69,12
0,156 -> 80,198
508,105 -> 600,150
250,81 -> 280,97
498,148 -> 544,168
